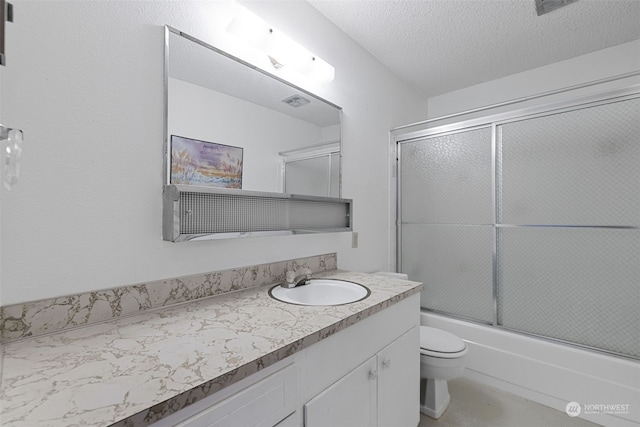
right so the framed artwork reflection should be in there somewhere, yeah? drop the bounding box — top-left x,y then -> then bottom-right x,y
170,135 -> 243,189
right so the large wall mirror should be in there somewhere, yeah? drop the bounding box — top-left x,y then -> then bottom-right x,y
164,26 -> 343,198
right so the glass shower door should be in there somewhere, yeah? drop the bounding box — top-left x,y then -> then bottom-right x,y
399,127 -> 495,323
496,98 -> 640,357
398,93 -> 640,359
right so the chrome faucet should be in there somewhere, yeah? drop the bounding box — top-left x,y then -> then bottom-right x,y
282,267 -> 312,288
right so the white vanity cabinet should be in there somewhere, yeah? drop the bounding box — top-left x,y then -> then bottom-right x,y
304,326 -> 419,427
300,293 -> 421,427
151,293 -> 420,427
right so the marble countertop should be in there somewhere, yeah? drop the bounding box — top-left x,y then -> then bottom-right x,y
0,271 -> 422,427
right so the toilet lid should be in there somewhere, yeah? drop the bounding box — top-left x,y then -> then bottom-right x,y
420,327 -> 466,353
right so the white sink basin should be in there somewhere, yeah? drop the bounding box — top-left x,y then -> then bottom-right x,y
269,279 -> 370,306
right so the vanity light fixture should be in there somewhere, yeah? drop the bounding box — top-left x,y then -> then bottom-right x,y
226,4 -> 335,83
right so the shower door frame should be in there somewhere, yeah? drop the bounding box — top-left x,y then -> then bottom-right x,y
394,84 -> 640,360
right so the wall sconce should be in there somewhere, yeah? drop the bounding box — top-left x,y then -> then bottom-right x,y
226,4 -> 335,83
1,124 -> 23,190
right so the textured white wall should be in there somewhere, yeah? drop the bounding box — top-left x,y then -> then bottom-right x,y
426,39 -> 640,124
0,0 -> 429,304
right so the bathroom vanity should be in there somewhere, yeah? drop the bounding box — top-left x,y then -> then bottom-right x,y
153,289 -> 419,427
0,270 -> 422,427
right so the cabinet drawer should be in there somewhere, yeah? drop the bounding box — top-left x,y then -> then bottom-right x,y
176,364 -> 297,427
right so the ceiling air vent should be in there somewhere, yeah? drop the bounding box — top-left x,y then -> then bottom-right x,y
535,0 -> 577,16
282,94 -> 311,108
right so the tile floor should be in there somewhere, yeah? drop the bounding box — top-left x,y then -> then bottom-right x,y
417,377 -> 602,427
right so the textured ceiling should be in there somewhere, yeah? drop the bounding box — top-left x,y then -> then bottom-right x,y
308,0 -> 640,98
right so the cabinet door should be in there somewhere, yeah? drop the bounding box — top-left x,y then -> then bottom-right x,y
378,326 -> 420,427
304,356 -> 378,427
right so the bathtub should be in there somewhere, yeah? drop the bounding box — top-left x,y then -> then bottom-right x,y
421,312 -> 640,427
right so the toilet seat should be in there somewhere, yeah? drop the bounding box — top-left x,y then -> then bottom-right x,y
420,326 -> 467,358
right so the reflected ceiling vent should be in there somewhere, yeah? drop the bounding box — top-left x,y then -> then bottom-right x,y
535,0 -> 577,16
282,94 -> 311,108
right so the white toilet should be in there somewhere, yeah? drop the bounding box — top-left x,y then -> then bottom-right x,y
419,326 -> 468,419
373,272 -> 468,419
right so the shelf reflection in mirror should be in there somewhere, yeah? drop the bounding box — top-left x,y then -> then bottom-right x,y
164,26 -> 342,198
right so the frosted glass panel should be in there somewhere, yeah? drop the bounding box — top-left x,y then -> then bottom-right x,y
402,224 -> 494,323
498,97 -> 640,226
285,157 -> 329,197
400,127 -> 493,224
497,227 -> 640,357
399,91 -> 640,358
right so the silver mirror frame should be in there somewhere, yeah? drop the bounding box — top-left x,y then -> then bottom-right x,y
162,26 -> 351,242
